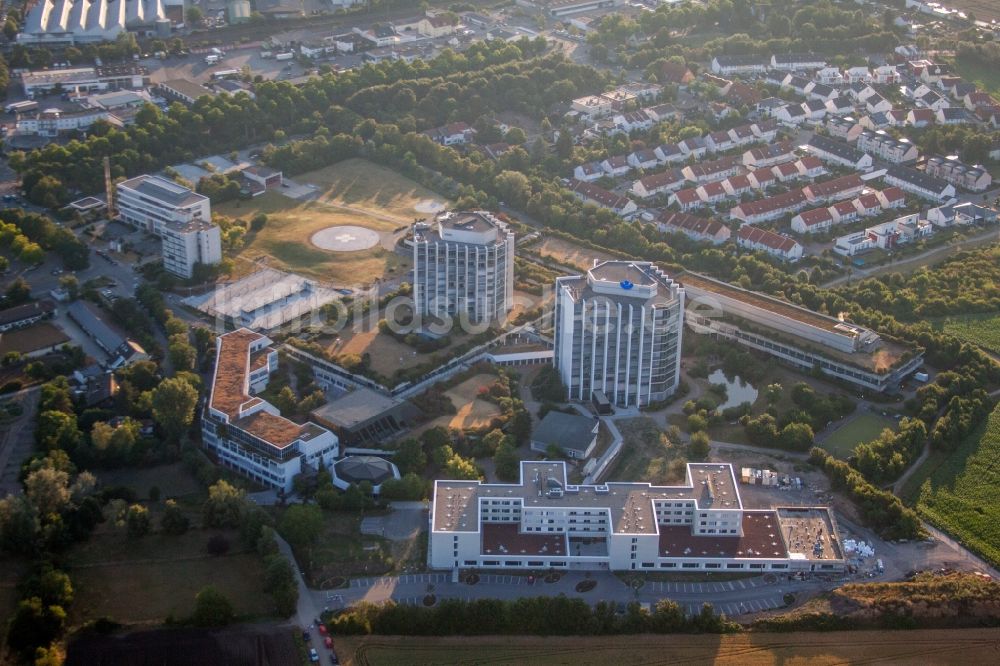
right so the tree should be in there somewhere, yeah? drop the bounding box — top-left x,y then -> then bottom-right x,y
23,566 -> 73,608
765,383 -> 782,405
168,334 -> 196,373
504,127 -> 527,145
35,410 -> 80,453
58,274 -> 79,300
151,377 -> 198,441
476,428 -> 506,458
0,496 -> 39,557
278,503 -> 323,548
6,597 -> 65,658
494,441 -> 519,481
273,386 -> 298,415
779,422 -> 814,451
185,6 -> 204,25
160,499 -> 190,535
5,277 -> 31,305
202,480 -> 247,529
190,586 -> 234,627
25,467 -> 71,516
689,431 -> 710,459
3,18 -> 17,41
125,504 -> 150,538
393,438 -> 426,476
494,170 -> 531,209
555,129 -> 574,159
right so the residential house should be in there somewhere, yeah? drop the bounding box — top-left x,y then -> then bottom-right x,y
814,67 -> 844,86
906,108 -> 936,127
711,54 -> 769,75
795,156 -> 827,179
654,143 -> 685,164
678,136 -> 708,159
600,155 -> 631,177
853,192 -> 883,217
876,186 -> 907,209
883,164 -> 956,201
695,181 -> 729,206
859,112 -> 891,130
803,174 -> 865,203
627,148 -> 659,170
856,130 -> 919,163
423,122 -> 475,145
726,82 -> 761,107
669,188 -> 704,212
936,107 -> 970,125
801,99 -> 828,122
772,161 -> 803,183
702,73 -> 733,95
573,162 -> 604,182
614,110 -> 653,133
843,66 -> 871,84
729,189 -> 808,224
645,104 -> 680,122
807,82 -> 838,102
825,97 -> 854,116
705,130 -> 735,153
865,94 -> 893,115
571,94 -> 616,118
657,211 -> 731,244
748,167 -> 777,190
736,225 -> 804,261
752,119 -> 779,141
805,135 -> 873,170
660,61 -> 695,87
568,179 -> 638,216
771,53 -> 827,71
709,102 -> 736,122
774,104 -> 807,126
756,96 -> 784,117
630,169 -> 686,199
682,156 -> 742,183
829,199 -> 860,224
743,140 -> 797,169
872,65 -> 900,84
722,174 -> 753,198
923,155 -> 992,192
782,74 -> 811,95
826,116 -> 863,142
791,206 -> 835,234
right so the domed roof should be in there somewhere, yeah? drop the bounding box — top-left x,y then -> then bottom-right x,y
334,456 -> 395,485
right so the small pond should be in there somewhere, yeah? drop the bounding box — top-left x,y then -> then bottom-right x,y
708,368 -> 759,411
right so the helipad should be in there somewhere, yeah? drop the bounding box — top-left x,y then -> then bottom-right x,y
310,225 -> 381,252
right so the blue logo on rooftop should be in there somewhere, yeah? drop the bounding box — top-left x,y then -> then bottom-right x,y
620,280 -> 634,290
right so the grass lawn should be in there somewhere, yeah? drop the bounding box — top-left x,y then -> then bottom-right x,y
335,630 -> 1000,666
954,56 -> 1000,97
820,413 -> 897,460
939,311 -> 1000,355
319,327 -> 425,379
430,373 -> 502,431
96,462 -> 204,502
605,417 -> 685,485
295,511 -> 394,586
217,159 -> 447,284
905,403 -> 1000,568
67,527 -> 271,626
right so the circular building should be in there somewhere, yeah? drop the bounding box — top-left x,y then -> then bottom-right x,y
331,455 -> 400,495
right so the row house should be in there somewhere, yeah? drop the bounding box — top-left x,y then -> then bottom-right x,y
600,155 -> 631,178
883,164 -> 956,201
695,181 -> 729,206
568,179 -> 638,216
753,119 -> 780,141
825,97 -> 854,116
669,187 -> 704,212
805,135 -> 873,171
796,156 -> 827,179
613,111 -> 654,133
906,108 -> 936,128
771,161 -> 803,183
877,186 -> 907,209
722,174 -> 753,198
963,91 -> 997,112
873,65 -> 901,85
826,116 -> 863,142
748,167 -> 778,190
728,124 -> 758,147
630,169 -> 686,199
865,94 -> 893,115
656,211 -> 731,244
710,54 -> 769,75
856,130 -> 919,163
790,206 -> 834,234
830,199 -> 860,225
802,99 -> 828,121
923,155 -> 992,192
774,103 -> 807,127
803,174 -> 865,203
813,67 -> 844,86
705,130 -> 735,153
679,136 -> 708,159
655,143 -> 685,164
729,189 -> 808,224
937,107 -> 971,125
806,82 -> 838,102
682,155 -> 743,184
736,225 -> 804,261
843,66 -> 871,84
771,53 -> 827,71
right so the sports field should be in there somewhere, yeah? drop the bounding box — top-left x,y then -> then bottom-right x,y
820,413 -> 897,459
941,312 -> 1000,355
217,159 -> 448,284
336,629 -> 1000,665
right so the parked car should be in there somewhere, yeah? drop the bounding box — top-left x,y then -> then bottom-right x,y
309,648 -> 319,663
318,624 -> 327,636
302,629 -> 310,641
324,636 -> 333,649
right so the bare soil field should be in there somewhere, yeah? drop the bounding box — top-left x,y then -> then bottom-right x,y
338,629 -> 1000,665
323,327 -> 423,378
431,373 -> 502,431
533,237 -> 624,272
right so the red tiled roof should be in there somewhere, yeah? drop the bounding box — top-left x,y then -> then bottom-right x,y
832,200 -> 857,215
673,188 -> 701,204
881,186 -> 906,202
806,174 -> 863,199
797,156 -> 824,170
659,211 -> 728,237
737,225 -> 800,252
797,207 -> 833,226
735,189 -> 807,216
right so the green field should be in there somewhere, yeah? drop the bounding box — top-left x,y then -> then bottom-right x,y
606,417 -> 686,484
906,403 -> 1000,568
216,159 -> 448,284
940,312 -> 1000,355
954,56 -> 1000,97
820,413 -> 897,459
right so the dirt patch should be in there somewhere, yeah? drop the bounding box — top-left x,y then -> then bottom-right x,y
430,374 -> 502,431
534,237 -> 623,272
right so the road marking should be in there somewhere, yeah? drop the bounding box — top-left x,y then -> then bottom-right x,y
737,579 -> 746,589
749,578 -> 757,587
726,581 -> 734,591
695,583 -> 702,593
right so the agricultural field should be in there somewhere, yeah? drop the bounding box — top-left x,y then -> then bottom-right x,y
940,312 -> 1000,355
67,527 -> 271,626
216,159 -> 448,284
605,417 -> 686,485
954,56 -> 1000,97
906,403 -> 1000,568
430,373 -> 503,431
336,629 -> 1000,665
820,413 -> 897,460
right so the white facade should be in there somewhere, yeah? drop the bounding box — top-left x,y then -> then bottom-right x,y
160,219 -> 222,279
429,460 -> 845,574
203,329 -> 339,492
117,175 -> 212,236
555,261 -> 684,408
412,211 -> 515,326
19,0 -> 167,44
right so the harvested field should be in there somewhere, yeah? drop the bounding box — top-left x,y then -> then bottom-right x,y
337,629 -> 1000,665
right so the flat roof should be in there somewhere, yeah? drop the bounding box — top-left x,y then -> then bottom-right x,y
531,411 -> 597,454
434,461 -> 741,534
310,387 -> 402,430
439,211 -> 496,233
118,174 -> 207,209
659,512 -> 787,559
482,523 -> 567,557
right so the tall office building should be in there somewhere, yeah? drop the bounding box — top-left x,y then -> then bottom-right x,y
412,211 -> 515,325
160,219 -> 222,279
555,261 -> 684,408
